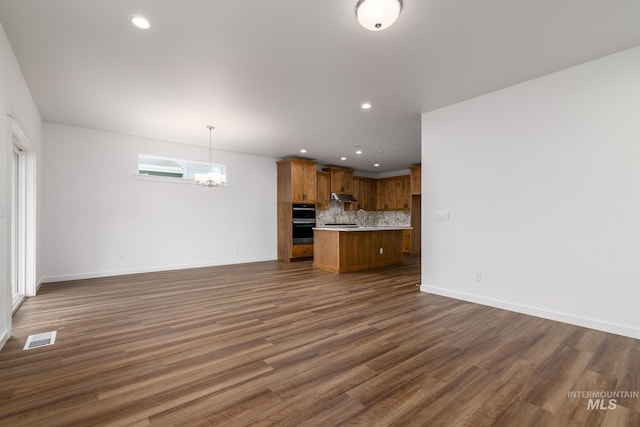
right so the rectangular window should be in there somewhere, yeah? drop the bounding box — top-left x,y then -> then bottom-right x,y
138,154 -> 226,182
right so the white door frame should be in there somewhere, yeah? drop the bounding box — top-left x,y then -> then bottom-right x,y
8,114 -> 37,309
11,143 -> 26,310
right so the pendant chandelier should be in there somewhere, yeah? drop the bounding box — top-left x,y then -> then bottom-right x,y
195,125 -> 227,187
355,0 -> 403,31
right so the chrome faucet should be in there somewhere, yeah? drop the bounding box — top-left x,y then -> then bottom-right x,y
357,209 -> 366,228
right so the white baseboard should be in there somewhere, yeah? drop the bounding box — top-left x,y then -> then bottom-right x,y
421,285 -> 640,340
0,328 -> 9,351
41,256 -> 278,284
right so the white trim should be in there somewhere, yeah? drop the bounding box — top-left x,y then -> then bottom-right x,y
134,173 -> 200,185
11,294 -> 25,315
0,328 -> 9,349
4,115 -> 13,347
420,285 -> 640,340
40,256 -> 278,284
10,143 -> 26,305
23,151 -> 37,297
7,112 -> 34,151
135,173 -> 229,187
9,115 -> 37,298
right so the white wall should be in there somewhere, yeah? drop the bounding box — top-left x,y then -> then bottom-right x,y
42,123 -> 277,282
421,46 -> 640,339
0,23 -> 42,349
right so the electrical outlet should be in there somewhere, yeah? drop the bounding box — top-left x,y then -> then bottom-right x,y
475,271 -> 482,282
379,247 -> 384,254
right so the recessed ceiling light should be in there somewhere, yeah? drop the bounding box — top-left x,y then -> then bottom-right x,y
361,102 -> 372,110
356,150 -> 363,155
132,16 -> 150,29
300,149 -> 307,153
341,157 -> 347,161
374,163 -> 380,167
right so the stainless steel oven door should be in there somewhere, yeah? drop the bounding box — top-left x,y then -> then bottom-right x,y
292,219 -> 315,244
292,203 -> 316,220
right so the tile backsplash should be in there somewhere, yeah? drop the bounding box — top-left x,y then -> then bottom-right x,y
316,201 -> 410,227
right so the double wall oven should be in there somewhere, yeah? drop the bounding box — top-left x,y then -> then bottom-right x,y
292,203 -> 316,244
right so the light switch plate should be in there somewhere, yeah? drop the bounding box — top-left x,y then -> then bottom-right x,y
434,211 -> 450,221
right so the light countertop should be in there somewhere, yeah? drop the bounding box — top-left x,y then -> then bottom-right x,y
314,226 -> 412,232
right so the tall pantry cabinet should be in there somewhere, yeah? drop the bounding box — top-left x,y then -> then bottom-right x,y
277,158 -> 317,262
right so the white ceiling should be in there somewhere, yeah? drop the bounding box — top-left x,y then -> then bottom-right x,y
1,0 -> 640,173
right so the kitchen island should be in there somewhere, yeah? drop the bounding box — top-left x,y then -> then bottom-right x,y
313,226 -> 411,273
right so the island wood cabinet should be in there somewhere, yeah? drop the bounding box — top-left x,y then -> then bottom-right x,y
313,228 -> 404,273
402,229 -> 411,254
376,175 -> 410,210
277,158 -> 317,203
316,171 -> 330,210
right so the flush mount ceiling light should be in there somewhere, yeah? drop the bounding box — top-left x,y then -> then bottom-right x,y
361,102 -> 372,109
131,16 -> 150,29
355,0 -> 402,31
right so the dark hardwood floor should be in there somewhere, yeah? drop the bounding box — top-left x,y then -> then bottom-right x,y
1,257 -> 639,426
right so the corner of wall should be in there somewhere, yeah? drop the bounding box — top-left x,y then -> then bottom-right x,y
420,285 -> 640,340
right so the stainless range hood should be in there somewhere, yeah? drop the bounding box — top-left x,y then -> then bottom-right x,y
330,193 -> 357,203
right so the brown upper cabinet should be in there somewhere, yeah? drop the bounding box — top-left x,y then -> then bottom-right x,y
401,175 -> 410,208
376,175 -> 410,210
410,165 -> 421,195
350,176 -> 377,211
277,158 -> 317,203
324,167 -> 354,194
316,171 -> 330,210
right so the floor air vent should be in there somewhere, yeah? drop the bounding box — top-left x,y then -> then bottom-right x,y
24,331 -> 57,350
